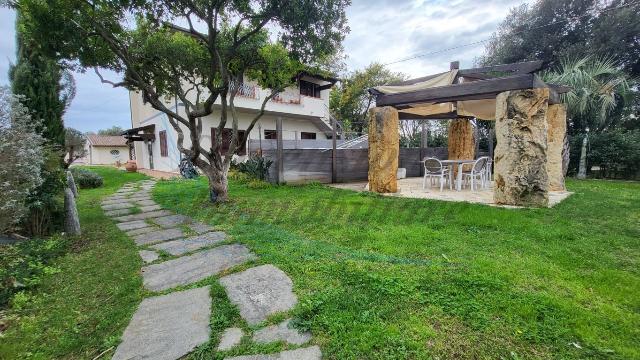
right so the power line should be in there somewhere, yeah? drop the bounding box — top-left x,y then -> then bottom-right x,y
382,0 -> 640,66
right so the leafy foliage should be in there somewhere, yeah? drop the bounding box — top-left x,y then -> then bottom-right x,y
572,129 -> 640,179
237,154 -> 273,181
330,63 -> 406,135
64,127 -> 87,168
0,87 -> 45,234
70,168 -> 104,189
96,126 -> 124,136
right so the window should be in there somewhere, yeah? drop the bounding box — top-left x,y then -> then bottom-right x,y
110,149 -> 120,156
264,130 -> 277,139
300,132 -> 316,140
299,80 -> 321,98
159,130 -> 168,157
211,128 -> 247,156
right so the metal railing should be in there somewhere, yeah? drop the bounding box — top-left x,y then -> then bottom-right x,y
233,82 -> 260,100
271,92 -> 302,105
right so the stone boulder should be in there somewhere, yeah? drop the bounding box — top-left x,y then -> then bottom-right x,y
494,89 -> 550,207
546,104 -> 567,191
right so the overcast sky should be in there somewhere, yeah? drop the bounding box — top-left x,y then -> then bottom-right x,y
0,0 -> 525,133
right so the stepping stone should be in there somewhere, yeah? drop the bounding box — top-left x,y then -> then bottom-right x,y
223,346 -> 322,360
134,199 -> 157,207
134,228 -> 185,246
220,265 -> 298,325
105,208 -> 134,217
217,327 -> 243,351
139,250 -> 159,263
252,319 -> 311,345
101,199 -> 132,206
113,210 -> 173,222
140,204 -> 162,212
150,232 -> 227,256
152,214 -> 192,228
190,222 -> 215,234
116,220 -> 149,231
102,202 -> 134,211
142,244 -> 256,291
112,286 -> 211,360
126,227 -> 157,236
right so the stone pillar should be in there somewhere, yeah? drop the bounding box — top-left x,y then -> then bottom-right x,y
448,118 -> 475,175
368,106 -> 399,193
494,88 -> 550,207
547,104 -> 567,191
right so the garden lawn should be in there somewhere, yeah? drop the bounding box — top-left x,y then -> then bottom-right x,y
0,167 -> 147,359
152,177 -> 640,360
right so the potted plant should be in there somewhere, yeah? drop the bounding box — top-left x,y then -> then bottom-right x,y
125,160 -> 137,172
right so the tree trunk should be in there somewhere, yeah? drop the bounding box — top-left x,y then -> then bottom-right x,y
577,134 -> 588,179
202,166 -> 229,203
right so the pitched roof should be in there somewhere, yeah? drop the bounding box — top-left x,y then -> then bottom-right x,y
87,134 -> 128,147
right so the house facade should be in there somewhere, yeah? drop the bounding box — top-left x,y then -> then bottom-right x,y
85,134 -> 129,165
126,73 -> 336,173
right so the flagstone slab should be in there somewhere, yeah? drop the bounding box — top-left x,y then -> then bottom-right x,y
140,204 -> 163,212
252,319 -> 311,345
112,286 -> 211,360
219,265 -> 298,325
116,220 -> 149,231
101,202 -> 135,211
134,199 -> 157,207
134,228 -> 185,246
150,232 -> 227,256
113,210 -> 173,222
101,199 -> 132,206
126,227 -> 158,236
142,244 -> 256,292
105,208 -> 134,217
190,222 -> 216,234
223,346 -> 322,360
139,250 -> 160,263
152,214 -> 192,228
217,327 -> 244,351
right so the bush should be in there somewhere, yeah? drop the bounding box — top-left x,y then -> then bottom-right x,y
587,129 -> 640,179
0,234 -> 70,308
237,154 -> 273,181
70,168 -> 103,188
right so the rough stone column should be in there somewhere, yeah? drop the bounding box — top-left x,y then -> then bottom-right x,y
368,106 -> 399,193
494,88 -> 550,207
448,118 -> 475,175
547,104 -> 567,191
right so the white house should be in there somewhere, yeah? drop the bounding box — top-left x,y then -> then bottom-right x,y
85,134 -> 129,165
124,72 -> 337,173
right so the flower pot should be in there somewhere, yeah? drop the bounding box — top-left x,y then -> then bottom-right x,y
125,161 -> 137,172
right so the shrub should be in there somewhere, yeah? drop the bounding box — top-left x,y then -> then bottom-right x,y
237,154 -> 273,181
70,168 -> 104,188
228,169 -> 251,183
587,129 -> 640,179
0,87 -> 45,235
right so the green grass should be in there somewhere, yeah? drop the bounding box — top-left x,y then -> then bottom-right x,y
0,167 -> 148,359
151,177 -> 640,360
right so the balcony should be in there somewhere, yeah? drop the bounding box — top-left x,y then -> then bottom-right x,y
271,92 -> 302,105
233,82 -> 260,100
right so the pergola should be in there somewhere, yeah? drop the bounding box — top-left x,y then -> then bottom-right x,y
366,60 -> 569,207
121,124 -> 156,168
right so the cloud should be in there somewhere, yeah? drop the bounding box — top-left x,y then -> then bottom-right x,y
343,0 -> 527,77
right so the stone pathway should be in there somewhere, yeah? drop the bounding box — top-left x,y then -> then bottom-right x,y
104,180 -> 320,360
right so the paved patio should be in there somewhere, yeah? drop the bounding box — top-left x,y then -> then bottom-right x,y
330,177 -> 572,208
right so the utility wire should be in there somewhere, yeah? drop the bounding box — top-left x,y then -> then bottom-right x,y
382,0 -> 640,66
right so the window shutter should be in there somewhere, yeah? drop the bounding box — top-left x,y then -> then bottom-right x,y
159,130 -> 168,157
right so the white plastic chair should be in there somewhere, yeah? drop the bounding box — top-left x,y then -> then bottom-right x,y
463,157 -> 488,191
423,157 -> 451,192
485,158 -> 493,183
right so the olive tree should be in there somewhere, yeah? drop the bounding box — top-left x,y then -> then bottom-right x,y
64,127 -> 87,169
15,0 -> 349,202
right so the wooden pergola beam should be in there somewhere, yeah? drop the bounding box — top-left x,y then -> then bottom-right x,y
458,60 -> 544,76
376,73 -> 561,107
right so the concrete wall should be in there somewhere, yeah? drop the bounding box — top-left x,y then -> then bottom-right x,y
89,146 -> 129,165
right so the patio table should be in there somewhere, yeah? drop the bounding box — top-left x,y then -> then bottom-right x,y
440,159 -> 476,191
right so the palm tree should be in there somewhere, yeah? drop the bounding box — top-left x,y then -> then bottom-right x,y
543,57 -> 632,178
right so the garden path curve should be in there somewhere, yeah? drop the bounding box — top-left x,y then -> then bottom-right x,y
101,180 -> 320,360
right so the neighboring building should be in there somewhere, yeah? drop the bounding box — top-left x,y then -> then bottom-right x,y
85,134 -> 129,165
125,73 -> 337,173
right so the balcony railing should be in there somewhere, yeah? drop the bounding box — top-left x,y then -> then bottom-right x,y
271,92 -> 302,105
233,82 -> 260,100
